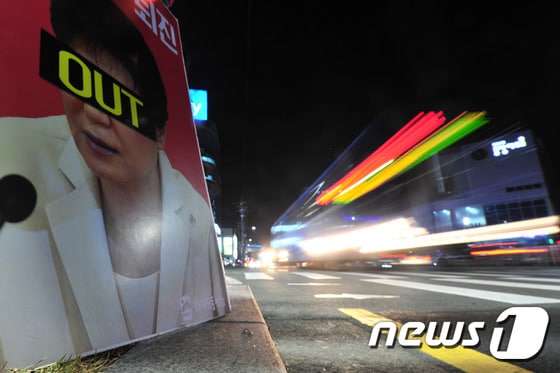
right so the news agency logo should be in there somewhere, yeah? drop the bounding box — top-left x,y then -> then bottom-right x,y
369,306 -> 549,360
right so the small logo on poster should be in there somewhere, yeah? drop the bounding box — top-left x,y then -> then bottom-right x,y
180,295 -> 193,322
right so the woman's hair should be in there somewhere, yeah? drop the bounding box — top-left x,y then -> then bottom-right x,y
50,0 -> 168,137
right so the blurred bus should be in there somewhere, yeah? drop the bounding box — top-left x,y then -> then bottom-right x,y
270,111 -> 559,268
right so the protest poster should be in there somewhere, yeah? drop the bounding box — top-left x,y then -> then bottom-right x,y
0,0 -> 230,369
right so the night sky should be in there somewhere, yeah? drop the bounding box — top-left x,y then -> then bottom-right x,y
169,1 -> 559,245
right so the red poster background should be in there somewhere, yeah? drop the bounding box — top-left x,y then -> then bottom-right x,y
0,0 -> 210,204
0,1 -> 229,369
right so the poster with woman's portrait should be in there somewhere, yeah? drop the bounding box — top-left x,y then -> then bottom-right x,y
0,0 -> 230,369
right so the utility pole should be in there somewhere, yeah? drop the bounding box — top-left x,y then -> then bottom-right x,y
237,200 -> 248,267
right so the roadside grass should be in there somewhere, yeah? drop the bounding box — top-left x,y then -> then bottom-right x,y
2,345 -> 134,372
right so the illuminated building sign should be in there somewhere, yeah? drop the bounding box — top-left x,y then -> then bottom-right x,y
189,88 -> 207,121
201,155 -> 216,166
223,236 -> 234,256
491,136 -> 527,157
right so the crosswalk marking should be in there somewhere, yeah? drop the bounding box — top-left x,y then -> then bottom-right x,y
292,271 -> 341,280
362,278 -> 560,304
236,270 -> 560,305
389,271 -> 469,279
435,277 -> 560,291
316,293 -> 398,299
501,276 -> 560,283
339,308 -> 532,373
225,276 -> 243,285
288,282 -> 341,286
339,271 -> 407,279
244,272 -> 274,280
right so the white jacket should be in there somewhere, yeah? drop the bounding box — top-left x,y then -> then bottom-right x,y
0,115 -> 230,369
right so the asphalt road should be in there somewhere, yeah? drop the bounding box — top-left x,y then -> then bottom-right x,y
225,264 -> 560,373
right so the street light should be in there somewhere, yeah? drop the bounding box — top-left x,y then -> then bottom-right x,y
238,200 -> 247,267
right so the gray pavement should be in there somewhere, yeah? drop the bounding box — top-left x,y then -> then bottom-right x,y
105,272 -> 287,372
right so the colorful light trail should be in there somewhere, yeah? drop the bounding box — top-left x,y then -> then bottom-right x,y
315,111 -> 489,205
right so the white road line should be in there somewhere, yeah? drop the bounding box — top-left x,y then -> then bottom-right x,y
314,293 -> 399,299
338,272 -> 407,279
244,272 -> 274,280
435,277 -> 560,291
293,271 -> 341,280
362,278 -> 560,304
500,276 -> 560,283
225,276 -> 243,285
389,271 -> 468,279
467,271 -> 560,278
288,282 -> 342,286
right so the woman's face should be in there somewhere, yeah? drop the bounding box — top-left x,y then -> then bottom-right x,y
60,41 -> 165,187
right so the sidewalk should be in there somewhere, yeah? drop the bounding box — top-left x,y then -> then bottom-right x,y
105,276 -> 287,372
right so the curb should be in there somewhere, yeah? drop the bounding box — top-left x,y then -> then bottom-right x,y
105,283 -> 287,372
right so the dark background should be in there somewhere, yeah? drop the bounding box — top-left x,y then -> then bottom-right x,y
169,1 -> 559,245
